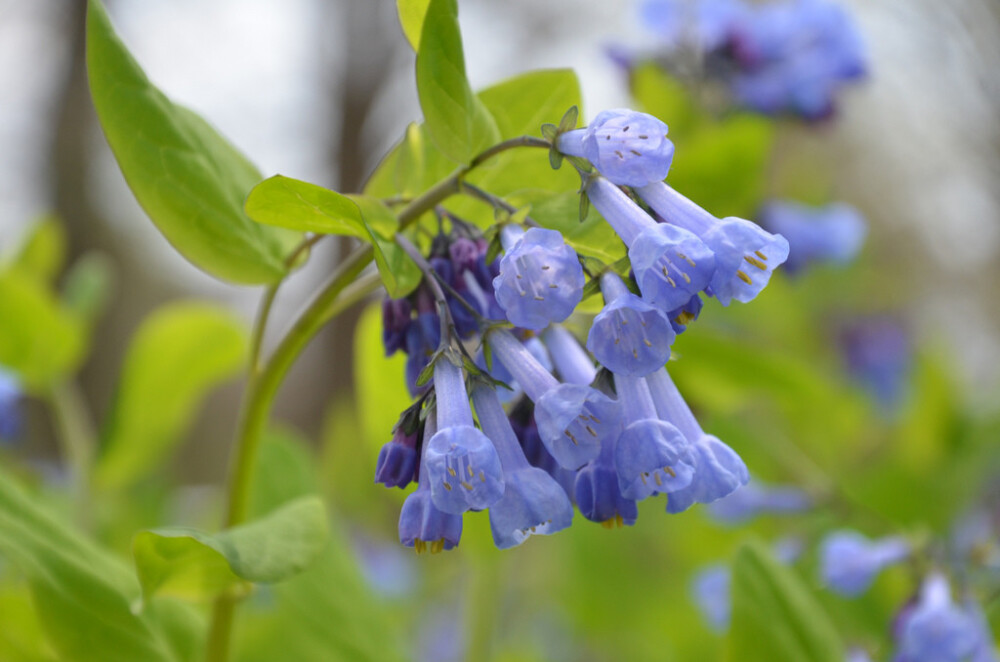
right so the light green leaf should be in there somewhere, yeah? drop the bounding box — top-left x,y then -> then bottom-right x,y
415,0 -> 500,164
0,466 -> 201,662
96,302 -> 248,490
61,252 -> 115,326
86,0 -> 301,284
245,175 -> 368,238
727,540 -> 843,662
397,0 -> 431,51
133,496 -> 328,604
7,215 -> 67,285
0,270 -> 85,390
349,195 -> 422,298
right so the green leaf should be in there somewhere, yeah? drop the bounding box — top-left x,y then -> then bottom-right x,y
0,269 -> 85,390
415,0 -> 500,164
133,496 -> 328,604
0,466 -> 200,662
245,175 -> 368,238
86,0 -> 301,284
61,252 -> 115,326
727,540 -> 844,662
7,215 -> 67,285
96,302 -> 248,490
396,0 -> 431,51
349,195 -> 422,298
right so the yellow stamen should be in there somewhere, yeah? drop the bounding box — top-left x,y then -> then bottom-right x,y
737,270 -> 752,284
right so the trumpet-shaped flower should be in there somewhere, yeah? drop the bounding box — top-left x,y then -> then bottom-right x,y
637,181 -> 789,305
667,294 -> 703,335
374,426 -> 419,489
489,328 -> 621,469
894,574 -> 980,662
758,200 -> 866,274
614,372 -> 694,500
557,109 -> 674,187
587,272 -> 675,376
493,226 -> 584,330
471,384 -> 574,549
819,530 -> 910,596
644,367 -> 748,513
424,359 -> 504,514
575,432 -> 639,528
398,408 -> 463,553
587,176 -> 716,311
542,324 -> 597,387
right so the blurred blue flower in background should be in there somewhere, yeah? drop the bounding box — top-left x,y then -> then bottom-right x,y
757,199 -> 866,274
691,563 -> 731,631
707,480 -> 811,523
893,573 -> 981,662
819,529 -> 910,596
0,368 -> 22,444
839,316 -> 911,414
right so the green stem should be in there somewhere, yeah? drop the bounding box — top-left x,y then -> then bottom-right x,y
204,135 -> 549,662
46,380 -> 97,524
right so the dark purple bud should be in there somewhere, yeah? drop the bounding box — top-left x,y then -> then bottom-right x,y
448,238 -> 480,276
381,296 -> 412,356
375,427 -> 419,488
429,256 -> 455,287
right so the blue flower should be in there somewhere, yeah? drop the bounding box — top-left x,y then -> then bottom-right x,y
965,597 -> 999,662
637,181 -> 789,305
644,367 -> 748,513
493,226 -> 585,330
557,109 -> 674,187
894,574 -> 981,662
489,328 -> 622,469
508,403 -> 577,500
667,294 -> 703,335
641,0 -> 748,52
758,199 -> 866,274
374,426 -> 419,489
575,434 -> 639,528
819,530 -> 910,596
586,176 -> 716,311
839,316 -> 911,414
691,564 -> 731,631
381,296 -> 412,356
398,407 -> 463,554
0,368 -> 22,443
587,272 -> 675,377
542,324 -> 596,386
424,359 -> 505,514
471,384 -> 574,549
613,372 -> 694,500
707,480 -> 811,523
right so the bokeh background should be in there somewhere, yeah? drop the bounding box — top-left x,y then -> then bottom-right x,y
2,0 -> 999,660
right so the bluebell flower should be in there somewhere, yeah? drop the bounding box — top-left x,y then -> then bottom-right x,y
489,328 -> 622,469
637,181 -> 789,306
667,294 -> 703,335
757,200 -> 866,274
557,109 -> 674,187
644,367 -> 748,513
492,226 -> 585,330
613,372 -> 694,500
381,297 -> 412,356
707,480 -> 811,523
894,574 -> 980,662
0,368 -> 22,443
819,530 -> 910,596
839,316 -> 911,414
542,324 -> 597,386
965,597 -> 999,662
404,310 -> 441,397
586,176 -> 716,311
575,433 -> 639,528
424,359 -> 505,514
399,408 -> 464,554
641,0 -> 748,52
471,384 -> 574,549
691,564 -> 731,631
374,426 -> 419,489
587,272 -> 675,377
729,0 -> 867,121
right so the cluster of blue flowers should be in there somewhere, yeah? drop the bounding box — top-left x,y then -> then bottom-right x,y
637,0 -> 867,120
374,107 -> 795,552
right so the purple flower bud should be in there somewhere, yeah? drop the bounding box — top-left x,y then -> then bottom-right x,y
381,296 -> 412,356
448,237 -> 480,275
374,426 -> 419,489
558,109 -> 674,187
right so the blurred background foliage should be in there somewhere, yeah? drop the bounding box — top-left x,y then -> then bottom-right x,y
0,0 -> 998,661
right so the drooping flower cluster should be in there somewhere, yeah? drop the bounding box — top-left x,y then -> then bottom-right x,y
635,0 -> 867,121
376,107 -> 791,552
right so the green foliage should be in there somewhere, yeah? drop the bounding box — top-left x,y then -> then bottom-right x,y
0,269 -> 85,390
245,175 -> 368,239
727,540 -> 843,662
61,253 -> 115,327
415,0 -> 500,165
133,496 -> 328,604
85,0 -> 301,285
396,0 -> 431,51
350,195 -> 422,298
6,215 -> 67,285
0,466 -> 201,662
96,302 -> 248,490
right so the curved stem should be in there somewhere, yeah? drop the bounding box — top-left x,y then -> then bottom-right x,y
204,134 -> 550,662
